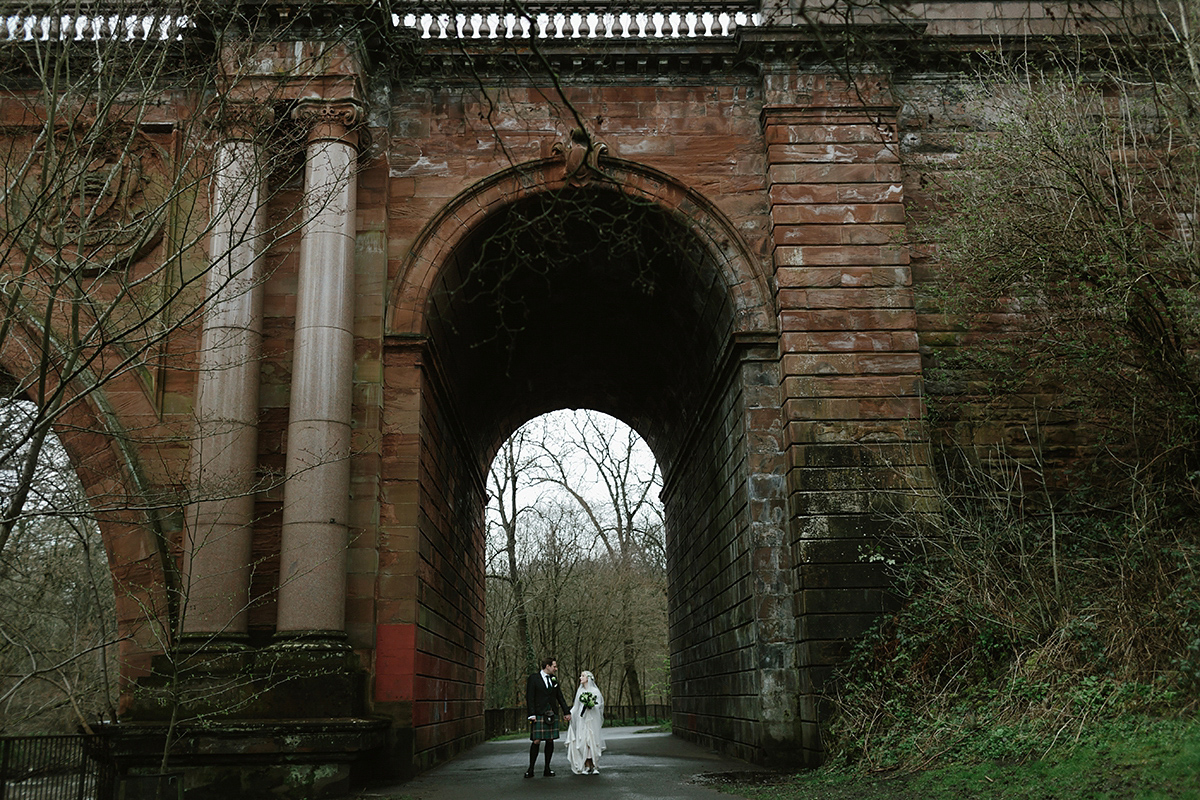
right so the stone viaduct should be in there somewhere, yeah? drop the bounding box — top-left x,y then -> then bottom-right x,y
0,0 -> 1142,795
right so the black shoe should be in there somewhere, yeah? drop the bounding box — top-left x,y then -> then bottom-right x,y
543,770 -> 555,777
524,771 -> 534,779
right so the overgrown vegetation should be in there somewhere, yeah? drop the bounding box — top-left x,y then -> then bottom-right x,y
822,446 -> 1199,773
722,716 -> 1200,800
786,2 -> 1200,789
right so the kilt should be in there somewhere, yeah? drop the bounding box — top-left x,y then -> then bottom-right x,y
529,716 -> 560,741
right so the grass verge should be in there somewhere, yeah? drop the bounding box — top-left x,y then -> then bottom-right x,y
717,715 -> 1200,800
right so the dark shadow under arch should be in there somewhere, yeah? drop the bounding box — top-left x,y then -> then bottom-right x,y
387,155 -> 777,347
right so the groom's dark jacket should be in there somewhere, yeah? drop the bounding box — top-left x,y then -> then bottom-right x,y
526,671 -> 570,719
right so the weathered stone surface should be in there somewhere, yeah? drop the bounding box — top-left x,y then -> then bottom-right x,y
0,0 -> 1138,786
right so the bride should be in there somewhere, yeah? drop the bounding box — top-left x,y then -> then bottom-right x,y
564,670 -> 605,774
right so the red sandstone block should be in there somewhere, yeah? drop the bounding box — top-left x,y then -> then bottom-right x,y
776,289 -> 808,307
799,288 -> 915,310
676,114 -> 762,138
769,163 -> 903,185
770,183 -> 840,205
872,266 -> 913,286
771,183 -> 903,205
773,225 -> 844,246
839,183 -> 905,204
773,224 -> 904,246
747,406 -> 784,433
784,397 -> 861,420
412,175 -> 472,200
781,308 -> 918,332
780,331 -> 907,353
763,123 -> 896,145
785,395 -> 922,421
615,136 -> 677,157
858,352 -> 924,373
783,374 -> 923,399
597,100 -> 644,121
375,623 -> 417,703
771,203 -> 905,225
776,267 -> 876,288
861,396 -> 925,419
767,143 -> 899,164
782,353 -> 923,376
776,245 -> 909,267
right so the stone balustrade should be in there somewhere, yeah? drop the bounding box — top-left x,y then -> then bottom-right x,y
397,9 -> 761,39
2,12 -> 189,41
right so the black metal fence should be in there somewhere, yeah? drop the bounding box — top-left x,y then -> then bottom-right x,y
485,704 -> 670,739
0,735 -> 116,800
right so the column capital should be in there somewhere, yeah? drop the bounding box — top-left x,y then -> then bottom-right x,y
292,98 -> 365,148
209,100 -> 275,143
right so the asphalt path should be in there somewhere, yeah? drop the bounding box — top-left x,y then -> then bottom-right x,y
357,726 -> 766,800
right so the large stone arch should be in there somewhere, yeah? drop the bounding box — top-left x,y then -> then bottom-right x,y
0,312 -> 172,703
387,155 -> 777,341
378,154 -> 799,769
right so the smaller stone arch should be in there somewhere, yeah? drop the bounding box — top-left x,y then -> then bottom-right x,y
0,314 -> 173,701
387,155 -> 777,338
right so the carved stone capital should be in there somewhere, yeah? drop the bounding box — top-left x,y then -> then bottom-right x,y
292,98 -> 366,148
210,100 -> 275,143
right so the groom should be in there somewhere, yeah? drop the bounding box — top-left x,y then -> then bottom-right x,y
525,656 -> 571,778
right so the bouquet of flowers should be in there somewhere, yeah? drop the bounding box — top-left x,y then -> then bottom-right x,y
579,691 -> 597,715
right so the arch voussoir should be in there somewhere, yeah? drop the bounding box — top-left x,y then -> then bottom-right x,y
387,157 -> 776,338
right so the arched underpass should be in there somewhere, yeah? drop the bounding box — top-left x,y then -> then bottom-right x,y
381,164 -> 803,769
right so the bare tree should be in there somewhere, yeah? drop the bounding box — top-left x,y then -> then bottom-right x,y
530,411 -> 663,708
485,424 -> 541,697
483,410 -> 668,710
0,3 -> 369,764
0,398 -> 118,734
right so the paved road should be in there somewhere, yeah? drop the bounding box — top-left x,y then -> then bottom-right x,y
356,726 -> 766,800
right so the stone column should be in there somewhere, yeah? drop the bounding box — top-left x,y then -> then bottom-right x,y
181,104 -> 271,645
275,99 -> 362,648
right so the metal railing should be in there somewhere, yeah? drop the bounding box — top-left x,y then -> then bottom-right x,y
0,735 -> 115,800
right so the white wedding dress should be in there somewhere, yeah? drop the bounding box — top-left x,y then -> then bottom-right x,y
564,672 -> 605,774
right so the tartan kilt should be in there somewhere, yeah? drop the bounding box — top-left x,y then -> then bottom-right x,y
529,716 -> 560,740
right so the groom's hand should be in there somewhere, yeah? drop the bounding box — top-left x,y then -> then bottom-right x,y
564,714 -> 571,721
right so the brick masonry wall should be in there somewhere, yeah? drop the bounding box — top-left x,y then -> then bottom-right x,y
666,357 -> 758,762
666,348 -> 793,765
761,70 -> 935,757
895,73 -> 1097,470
